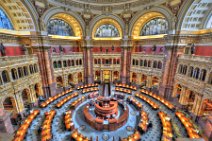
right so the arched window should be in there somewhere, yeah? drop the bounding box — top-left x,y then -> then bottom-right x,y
95,24 -> 120,37
144,60 -> 147,67
117,59 -> 120,64
68,60 -> 71,66
94,59 -> 97,64
76,60 -> 79,66
29,65 -> 34,74
153,61 -> 157,68
148,60 -> 151,67
0,8 -> 13,30
200,69 -> 207,81
53,61 -> 57,68
2,70 -> 10,83
113,59 -> 116,64
11,68 -> 18,80
79,59 -> 82,65
158,61 -> 162,69
23,66 -> 29,76
132,59 -> 135,65
34,64 -> 38,72
140,60 -> 143,66
140,18 -> 168,36
47,19 -> 74,36
58,61 -> 62,68
18,67 -> 23,78
63,60 -> 67,67
136,60 -> 139,66
189,66 -> 194,77
183,65 -> 187,75
98,59 -> 101,64
178,64 -> 183,74
193,68 -> 200,79
72,60 -> 75,66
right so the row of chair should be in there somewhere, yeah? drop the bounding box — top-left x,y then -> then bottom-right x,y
158,111 -> 173,141
141,89 -> 174,110
121,131 -> 141,141
115,87 -> 132,94
55,92 -> 78,108
77,83 -> 98,90
138,111 -> 149,133
176,111 -> 201,139
13,110 -> 40,141
127,96 -> 142,110
64,110 -> 74,131
135,93 -> 159,110
41,110 -> 56,141
70,96 -> 86,109
71,129 -> 91,141
82,87 -> 99,94
115,83 -> 137,91
40,89 -> 73,108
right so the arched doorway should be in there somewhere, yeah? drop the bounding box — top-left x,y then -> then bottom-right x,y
132,73 -> 137,83
35,83 -> 43,98
68,74 -> 73,85
141,74 -> 147,87
78,72 -> 82,83
152,77 -> 159,87
152,76 -> 159,93
56,76 -> 63,88
22,89 -> 31,108
3,97 -> 17,112
113,71 -> 119,82
175,84 -> 182,99
2,70 -> 10,83
95,71 -> 101,82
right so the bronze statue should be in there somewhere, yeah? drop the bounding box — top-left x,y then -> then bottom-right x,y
0,43 -> 6,56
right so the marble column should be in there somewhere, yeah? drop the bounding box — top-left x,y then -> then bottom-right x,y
179,87 -> 186,105
83,37 -> 94,83
31,37 -> 57,97
121,37 -> 132,83
192,94 -> 204,116
159,38 -> 179,100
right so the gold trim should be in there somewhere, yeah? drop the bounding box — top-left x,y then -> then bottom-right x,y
48,35 -> 81,40
0,29 -> 31,35
51,13 -> 83,37
132,12 -> 165,37
133,34 -> 166,40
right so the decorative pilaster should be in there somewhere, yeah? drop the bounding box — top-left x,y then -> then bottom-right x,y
83,36 -> 94,83
159,35 -> 179,100
31,36 -> 57,97
121,36 -> 132,83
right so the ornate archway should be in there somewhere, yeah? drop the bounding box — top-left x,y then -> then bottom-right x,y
3,97 -> 17,112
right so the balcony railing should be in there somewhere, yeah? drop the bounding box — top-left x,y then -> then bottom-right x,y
179,54 -> 212,62
0,55 -> 38,67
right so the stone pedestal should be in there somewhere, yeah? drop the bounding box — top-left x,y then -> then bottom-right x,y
0,109 -> 14,134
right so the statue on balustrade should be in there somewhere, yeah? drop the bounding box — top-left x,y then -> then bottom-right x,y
59,45 -> 64,53
190,43 -> 195,54
0,43 -> 6,56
